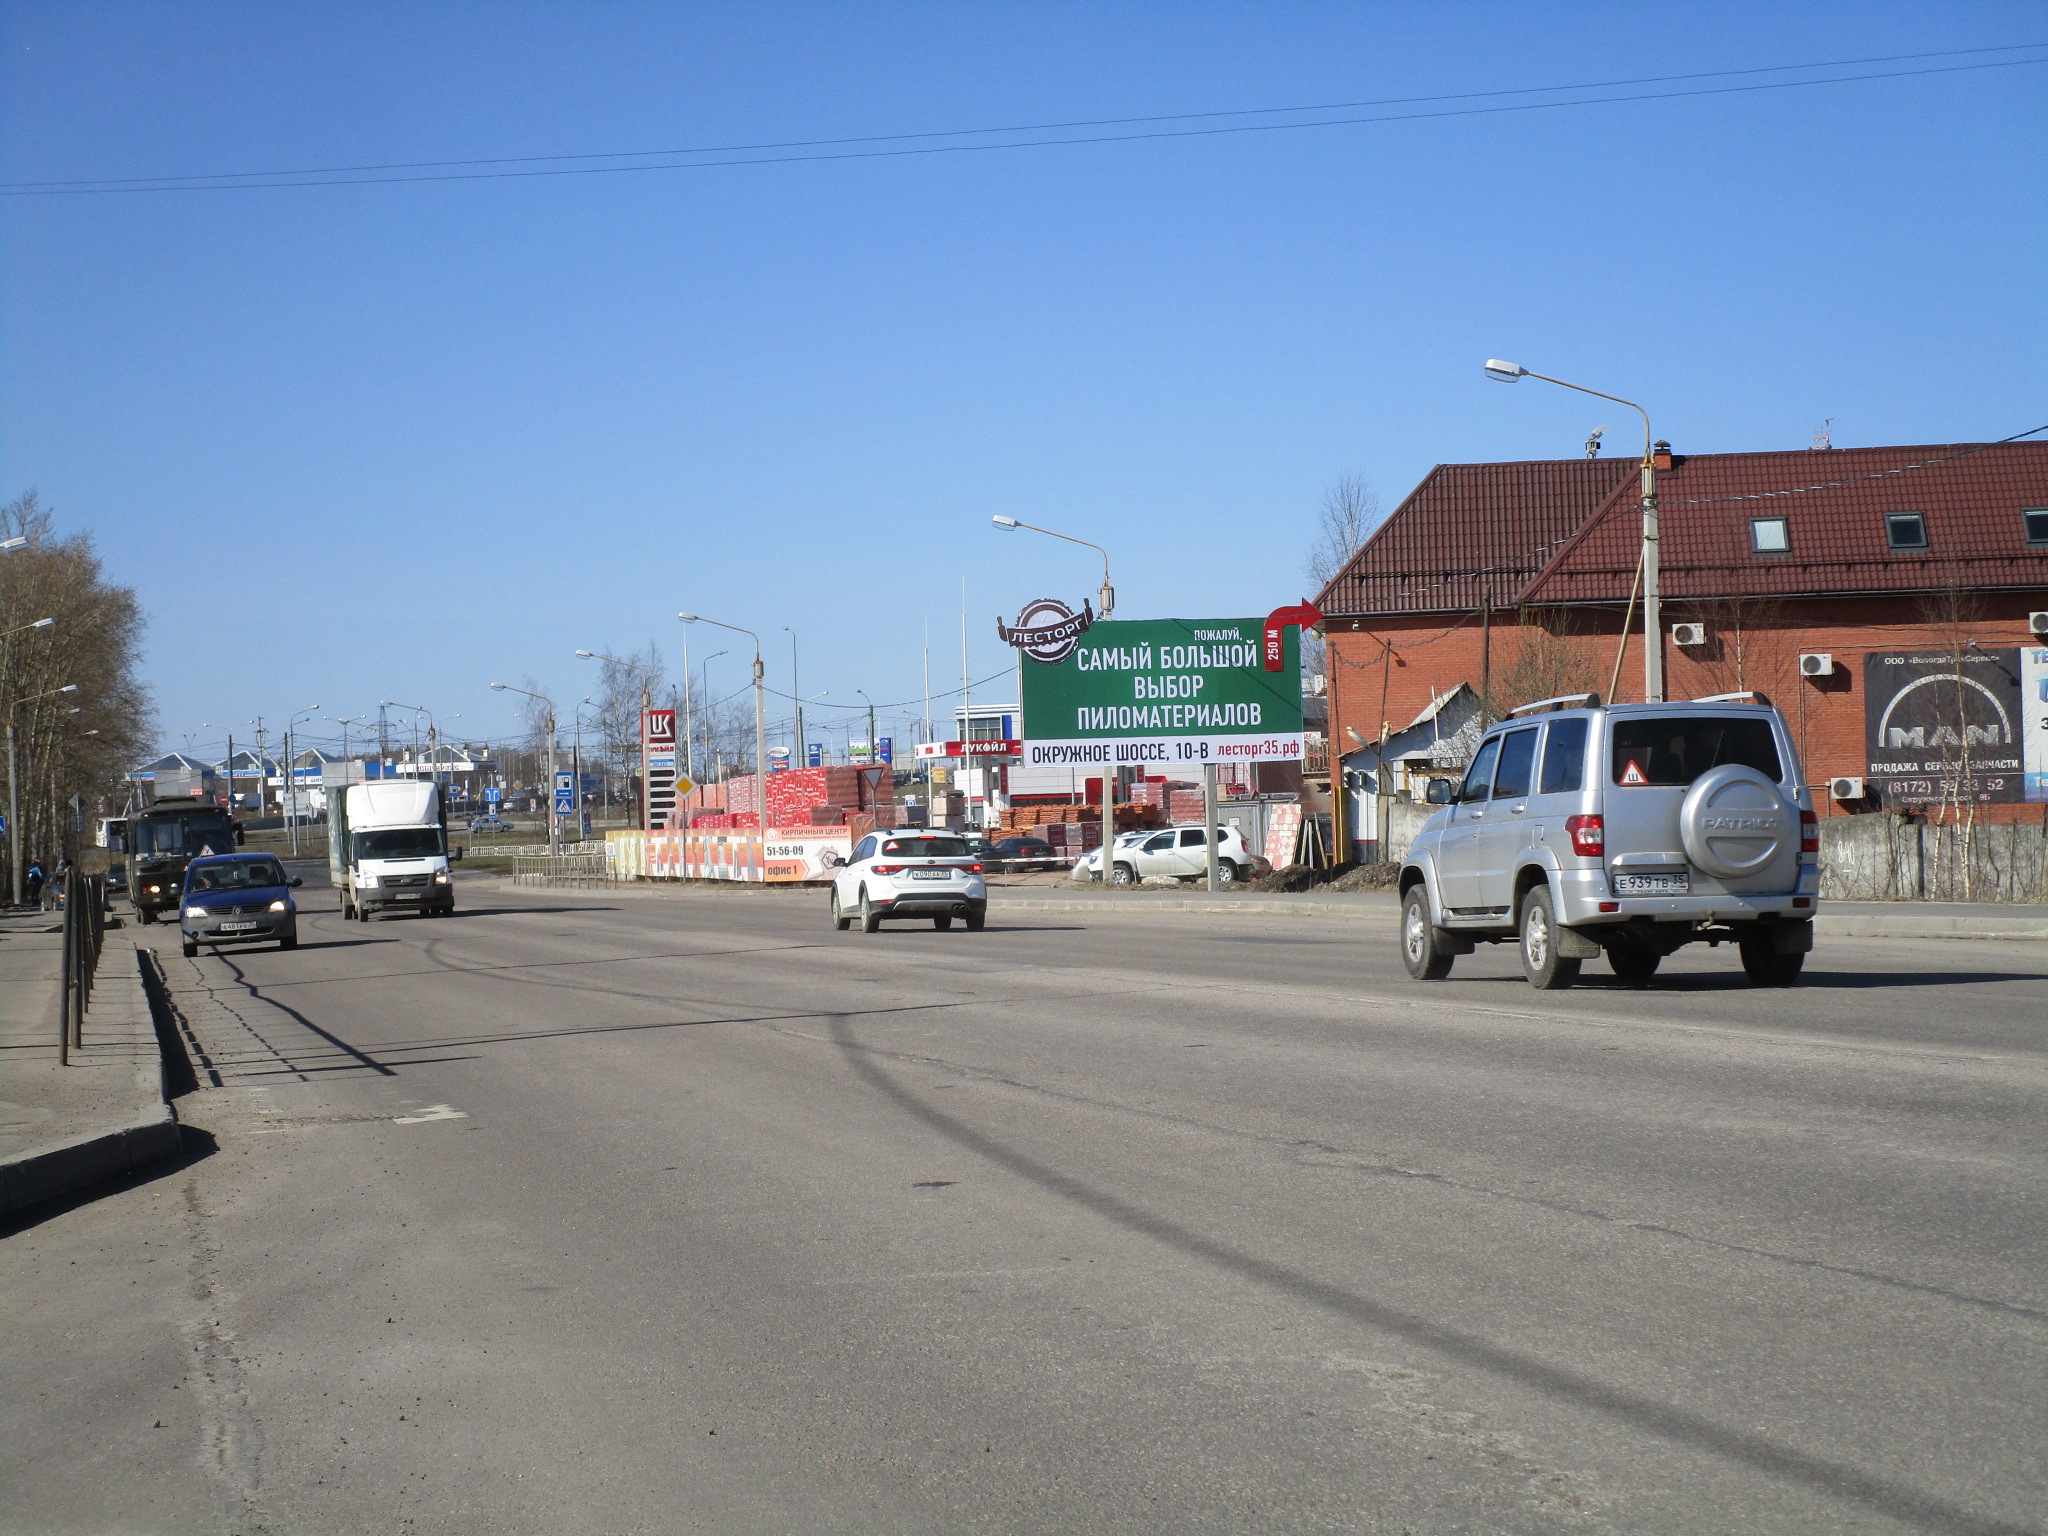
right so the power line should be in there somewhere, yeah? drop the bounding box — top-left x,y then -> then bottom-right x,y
8,49 -> 2042,196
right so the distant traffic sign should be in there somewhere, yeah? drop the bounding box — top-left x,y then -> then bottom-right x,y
554,770 -> 576,816
484,786 -> 501,805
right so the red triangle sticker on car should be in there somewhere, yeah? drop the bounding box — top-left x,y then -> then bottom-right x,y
1619,759 -> 1649,786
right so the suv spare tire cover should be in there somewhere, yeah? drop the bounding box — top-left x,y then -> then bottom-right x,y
1679,764 -> 1792,879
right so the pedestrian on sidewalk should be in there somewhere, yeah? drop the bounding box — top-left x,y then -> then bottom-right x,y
25,860 -> 44,908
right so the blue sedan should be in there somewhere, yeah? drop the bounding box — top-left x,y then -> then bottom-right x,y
180,853 -> 303,958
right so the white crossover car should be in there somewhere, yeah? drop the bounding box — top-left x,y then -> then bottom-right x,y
1073,824 -> 1258,886
832,831 -> 989,932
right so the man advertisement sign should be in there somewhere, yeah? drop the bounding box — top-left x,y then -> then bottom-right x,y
1863,647 -> 2036,804
1018,615 -> 1306,770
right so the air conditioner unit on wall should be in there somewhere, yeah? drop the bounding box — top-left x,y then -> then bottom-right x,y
2031,611 -> 2048,637
1830,776 -> 1867,801
1799,653 -> 1835,677
1670,622 -> 1707,647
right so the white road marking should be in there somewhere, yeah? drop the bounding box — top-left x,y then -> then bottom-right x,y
392,1104 -> 468,1124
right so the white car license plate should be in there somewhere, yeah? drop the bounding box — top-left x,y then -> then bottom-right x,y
394,892 -> 421,900
1615,871 -> 1690,895
219,921 -> 259,932
909,869 -> 950,881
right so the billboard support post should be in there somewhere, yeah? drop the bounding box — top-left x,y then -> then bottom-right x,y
1203,762 -> 1219,892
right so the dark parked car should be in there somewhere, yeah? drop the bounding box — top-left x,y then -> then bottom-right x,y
990,836 -> 1063,871
179,853 -> 302,958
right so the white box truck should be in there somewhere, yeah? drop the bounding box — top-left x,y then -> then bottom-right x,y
329,780 -> 458,920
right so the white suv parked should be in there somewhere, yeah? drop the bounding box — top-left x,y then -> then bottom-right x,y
832,831 -> 989,932
1399,693 -> 1819,989
1074,824 -> 1257,886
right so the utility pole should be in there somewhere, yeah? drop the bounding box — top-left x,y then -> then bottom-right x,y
784,627 -> 803,765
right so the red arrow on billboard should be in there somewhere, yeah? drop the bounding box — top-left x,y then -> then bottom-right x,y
1263,601 -> 1324,671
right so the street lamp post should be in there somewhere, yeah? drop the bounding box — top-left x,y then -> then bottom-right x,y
992,515 -> 1119,873
490,683 -> 559,855
782,627 -> 803,766
8,683 -> 78,906
284,704 -> 321,856
1485,360 -> 1664,703
679,614 -> 767,876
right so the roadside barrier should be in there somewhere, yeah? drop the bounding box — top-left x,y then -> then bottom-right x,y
58,871 -> 108,1065
510,852 -> 612,887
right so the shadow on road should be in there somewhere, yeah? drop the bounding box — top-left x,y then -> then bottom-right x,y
822,1009 -> 2031,1536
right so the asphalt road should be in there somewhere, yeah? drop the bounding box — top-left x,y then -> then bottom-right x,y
4,871 -> 2043,1535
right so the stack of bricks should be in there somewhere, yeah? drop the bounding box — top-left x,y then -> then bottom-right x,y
723,766 -> 894,828
1169,789 -> 1207,823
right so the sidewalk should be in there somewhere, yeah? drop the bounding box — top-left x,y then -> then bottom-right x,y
0,909 -> 180,1219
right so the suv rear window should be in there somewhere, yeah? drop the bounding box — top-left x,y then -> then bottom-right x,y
879,837 -> 968,857
1610,716 -> 1783,786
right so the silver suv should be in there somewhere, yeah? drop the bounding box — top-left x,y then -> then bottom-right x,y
1398,693 -> 1818,989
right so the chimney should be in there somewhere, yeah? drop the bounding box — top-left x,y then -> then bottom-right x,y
1651,440 -> 1674,471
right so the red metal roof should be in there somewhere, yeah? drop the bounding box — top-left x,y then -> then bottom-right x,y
1522,441 -> 2048,606
1320,441 -> 2048,616
1315,458 -> 1634,616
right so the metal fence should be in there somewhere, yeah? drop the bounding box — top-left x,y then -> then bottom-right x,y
58,872 -> 107,1064
510,852 -> 613,887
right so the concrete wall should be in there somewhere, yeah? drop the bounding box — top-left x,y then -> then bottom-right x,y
1818,815 -> 2048,903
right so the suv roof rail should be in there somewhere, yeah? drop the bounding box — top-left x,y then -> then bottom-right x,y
1690,690 -> 1774,706
1506,692 -> 1601,717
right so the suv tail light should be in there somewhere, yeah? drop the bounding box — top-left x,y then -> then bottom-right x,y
871,864 -> 904,875
1800,809 -> 1819,855
964,862 -> 983,873
1565,814 -> 1604,857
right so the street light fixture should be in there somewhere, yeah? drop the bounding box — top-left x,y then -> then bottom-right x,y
284,704 -> 321,856
7,683 -> 78,906
490,682 -> 561,855
1,616 -> 55,639
679,613 -> 768,867
1485,359 -> 1664,703
1,536 -> 27,553
990,515 -> 1115,617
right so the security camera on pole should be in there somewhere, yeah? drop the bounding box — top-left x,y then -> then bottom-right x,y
1485,359 -> 1664,703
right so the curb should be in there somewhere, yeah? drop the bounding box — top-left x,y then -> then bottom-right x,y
0,1107 -> 183,1217
0,947 -> 184,1220
988,895 -> 1396,920
1820,913 -> 2048,941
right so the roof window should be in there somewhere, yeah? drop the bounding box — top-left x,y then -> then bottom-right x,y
1885,513 -> 1928,550
2025,508 -> 2048,545
1749,517 -> 1789,554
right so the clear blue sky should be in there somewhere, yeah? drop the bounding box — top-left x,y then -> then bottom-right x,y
4,2 -> 2043,760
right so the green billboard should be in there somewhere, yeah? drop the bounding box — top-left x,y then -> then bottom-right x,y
1018,616 -> 1305,773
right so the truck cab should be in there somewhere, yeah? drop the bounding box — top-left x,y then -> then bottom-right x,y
331,780 -> 457,920
125,799 -> 240,923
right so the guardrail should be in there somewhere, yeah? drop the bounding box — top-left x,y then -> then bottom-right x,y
58,872 -> 107,1065
510,852 -> 613,887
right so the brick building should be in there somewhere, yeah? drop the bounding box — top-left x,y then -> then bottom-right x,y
1317,439 -> 2048,845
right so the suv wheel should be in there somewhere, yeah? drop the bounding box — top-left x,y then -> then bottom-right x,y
859,889 -> 883,934
1739,937 -> 1804,987
1400,887 -> 1454,981
1111,862 -> 1137,887
831,889 -> 851,931
1519,887 -> 1581,990
1214,860 -> 1240,887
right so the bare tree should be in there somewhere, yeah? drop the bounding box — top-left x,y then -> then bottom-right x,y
1306,474 -> 1383,591
1,491 -> 156,882
591,642 -> 668,800
1492,614 -> 1601,713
